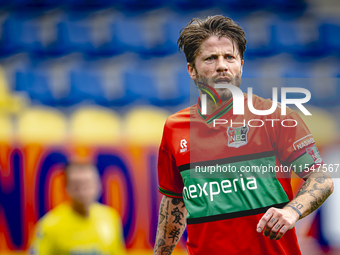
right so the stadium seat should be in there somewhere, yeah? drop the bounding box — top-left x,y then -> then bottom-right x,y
0,15 -> 27,56
124,106 -> 170,146
10,0 -> 64,8
15,65 -> 73,106
320,20 -> 340,57
110,15 -> 177,57
218,0 -> 268,12
123,56 -> 190,106
267,0 -> 307,16
69,55 -> 140,106
272,18 -> 326,59
64,0 -> 114,10
281,64 -> 340,107
240,15 -> 277,58
0,114 -> 13,143
162,17 -> 189,56
70,107 -> 122,146
17,107 -> 67,144
114,0 -> 163,11
69,68 -> 108,105
15,70 -> 57,106
168,0 -> 217,11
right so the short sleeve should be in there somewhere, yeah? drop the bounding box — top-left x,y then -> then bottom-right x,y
275,111 -> 323,178
158,123 -> 184,198
29,222 -> 56,255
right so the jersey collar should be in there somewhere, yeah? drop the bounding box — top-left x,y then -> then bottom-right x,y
196,97 -> 234,125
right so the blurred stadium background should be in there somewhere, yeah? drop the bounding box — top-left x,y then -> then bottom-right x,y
0,0 -> 339,254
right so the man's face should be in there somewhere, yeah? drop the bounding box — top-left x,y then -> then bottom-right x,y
66,165 -> 101,207
187,35 -> 244,102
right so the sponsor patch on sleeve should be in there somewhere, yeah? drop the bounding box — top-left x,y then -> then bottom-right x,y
293,134 -> 315,151
306,145 -> 323,164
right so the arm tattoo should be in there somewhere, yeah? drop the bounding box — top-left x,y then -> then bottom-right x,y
295,174 -> 332,216
154,197 -> 186,254
308,183 -> 332,213
285,205 -> 302,218
161,245 -> 176,255
171,198 -> 181,205
163,200 -> 169,239
296,178 -> 311,197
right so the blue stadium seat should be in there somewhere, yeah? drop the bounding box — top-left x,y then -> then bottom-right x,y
168,0 -> 216,11
114,0 -> 163,11
0,15 -> 29,56
11,0 -> 64,9
240,16 -> 277,58
218,0 -> 268,12
267,0 -> 307,16
149,69 -> 190,106
162,17 -> 189,56
15,69 -> 59,106
109,16 -> 177,57
272,18 -> 326,59
320,20 -> 340,57
281,65 -> 340,107
64,0 -> 114,10
69,69 -> 108,106
122,56 -> 191,106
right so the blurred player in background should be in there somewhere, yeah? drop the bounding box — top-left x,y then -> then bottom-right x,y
29,160 -> 126,255
153,15 -> 334,255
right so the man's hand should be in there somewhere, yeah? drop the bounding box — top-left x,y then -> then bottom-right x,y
256,207 -> 300,240
257,170 -> 333,241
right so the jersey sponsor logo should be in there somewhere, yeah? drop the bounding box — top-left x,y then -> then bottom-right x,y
183,175 -> 257,202
306,145 -> 322,164
293,134 -> 315,151
227,125 -> 249,148
180,139 -> 187,153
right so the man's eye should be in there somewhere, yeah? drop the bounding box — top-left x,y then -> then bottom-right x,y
206,56 -> 215,61
226,55 -> 234,59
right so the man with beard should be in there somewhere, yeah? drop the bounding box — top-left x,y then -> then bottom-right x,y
153,15 -> 333,255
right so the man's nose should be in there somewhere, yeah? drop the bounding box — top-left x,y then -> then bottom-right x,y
216,57 -> 228,72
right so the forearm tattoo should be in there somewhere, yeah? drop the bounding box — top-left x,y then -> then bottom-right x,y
293,174 -> 332,217
154,197 -> 187,254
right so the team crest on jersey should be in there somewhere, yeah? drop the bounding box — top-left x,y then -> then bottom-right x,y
227,125 -> 249,148
306,145 -> 322,164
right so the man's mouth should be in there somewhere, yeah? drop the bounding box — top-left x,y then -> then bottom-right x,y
214,77 -> 231,83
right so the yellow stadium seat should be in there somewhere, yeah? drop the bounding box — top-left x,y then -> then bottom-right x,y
298,106 -> 338,148
17,107 -> 67,144
70,107 -> 121,146
124,107 -> 170,146
0,114 -> 12,143
0,65 -> 26,114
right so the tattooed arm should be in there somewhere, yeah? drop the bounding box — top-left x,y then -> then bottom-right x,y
257,168 -> 334,240
153,196 -> 188,255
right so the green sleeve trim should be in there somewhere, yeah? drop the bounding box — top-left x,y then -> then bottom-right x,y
158,187 -> 182,198
289,153 -> 314,173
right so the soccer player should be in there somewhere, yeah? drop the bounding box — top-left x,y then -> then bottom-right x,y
153,15 -> 334,255
29,161 -> 126,255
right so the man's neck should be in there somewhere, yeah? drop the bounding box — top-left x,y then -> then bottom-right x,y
199,91 -> 232,115
72,201 -> 90,218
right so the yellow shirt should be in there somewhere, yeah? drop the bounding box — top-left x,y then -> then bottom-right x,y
29,202 -> 127,255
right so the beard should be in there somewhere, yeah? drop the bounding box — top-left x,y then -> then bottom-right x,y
195,71 -> 242,103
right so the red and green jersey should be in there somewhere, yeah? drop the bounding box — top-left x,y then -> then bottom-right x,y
158,94 -> 323,255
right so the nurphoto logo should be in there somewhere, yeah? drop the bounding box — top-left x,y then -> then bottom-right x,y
201,84 -> 312,116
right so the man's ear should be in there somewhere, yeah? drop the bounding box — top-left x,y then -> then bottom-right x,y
240,59 -> 244,75
187,63 -> 196,80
